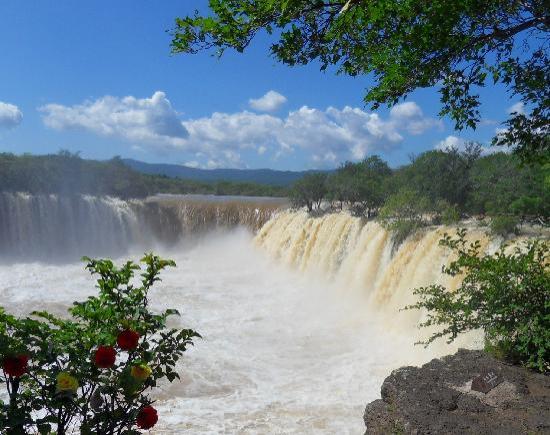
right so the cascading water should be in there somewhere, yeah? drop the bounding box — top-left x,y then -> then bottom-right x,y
147,194 -> 288,235
255,210 -> 490,347
0,192 -> 147,261
0,192 -> 286,262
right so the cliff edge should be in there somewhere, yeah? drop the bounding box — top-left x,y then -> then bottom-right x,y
364,349 -> 549,434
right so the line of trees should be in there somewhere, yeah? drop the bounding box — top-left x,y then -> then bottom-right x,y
289,144 -> 549,239
0,152 -> 287,199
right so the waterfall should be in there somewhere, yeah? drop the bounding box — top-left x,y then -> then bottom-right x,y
0,192 -> 287,262
0,193 -> 146,261
148,194 -> 286,235
255,210 -> 494,348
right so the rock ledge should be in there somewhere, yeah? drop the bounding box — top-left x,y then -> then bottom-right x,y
364,349 -> 549,434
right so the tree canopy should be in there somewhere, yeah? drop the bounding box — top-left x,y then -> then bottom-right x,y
288,150 -> 549,239
172,0 -> 549,164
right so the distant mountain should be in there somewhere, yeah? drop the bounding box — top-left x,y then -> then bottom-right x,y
122,159 -> 324,186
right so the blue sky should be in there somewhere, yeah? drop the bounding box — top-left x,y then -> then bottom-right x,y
0,1 -> 521,170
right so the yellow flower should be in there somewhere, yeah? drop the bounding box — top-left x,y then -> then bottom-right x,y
56,372 -> 79,393
130,363 -> 152,381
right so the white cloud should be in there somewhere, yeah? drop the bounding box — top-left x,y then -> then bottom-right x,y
479,118 -> 497,126
507,102 -> 525,115
435,135 -> 500,155
249,90 -> 287,112
0,101 -> 23,129
389,101 -> 442,134
183,160 -> 200,168
389,101 -> 422,119
41,92 -> 442,168
182,111 -> 282,153
40,91 -> 189,146
435,135 -> 464,151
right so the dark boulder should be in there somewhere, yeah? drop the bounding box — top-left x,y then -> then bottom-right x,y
364,349 -> 549,434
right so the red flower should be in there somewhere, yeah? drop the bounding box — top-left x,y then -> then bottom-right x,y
94,346 -> 116,369
117,329 -> 140,351
136,405 -> 158,430
2,354 -> 29,378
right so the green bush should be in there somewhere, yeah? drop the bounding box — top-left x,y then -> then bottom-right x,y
378,189 -> 430,246
0,254 -> 200,434
490,215 -> 520,237
406,229 -> 549,373
289,172 -> 328,212
439,201 -> 461,225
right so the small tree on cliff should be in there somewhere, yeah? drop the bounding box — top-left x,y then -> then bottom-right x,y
378,189 -> 431,246
289,172 -> 328,212
327,156 -> 391,216
171,0 -> 550,164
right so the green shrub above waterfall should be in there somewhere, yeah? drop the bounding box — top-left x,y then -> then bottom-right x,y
378,189 -> 431,246
0,254 -> 200,434
406,229 -> 550,373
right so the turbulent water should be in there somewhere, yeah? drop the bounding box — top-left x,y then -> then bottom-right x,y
0,196 -> 491,433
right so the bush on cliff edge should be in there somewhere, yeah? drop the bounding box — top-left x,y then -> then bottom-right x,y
406,229 -> 549,373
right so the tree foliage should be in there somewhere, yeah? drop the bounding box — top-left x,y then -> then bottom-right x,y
172,0 -> 550,163
400,144 -> 481,208
289,172 -> 328,211
0,254 -> 200,434
405,229 -> 549,373
0,152 -> 287,199
288,149 -> 548,240
329,156 -> 391,216
378,189 -> 431,246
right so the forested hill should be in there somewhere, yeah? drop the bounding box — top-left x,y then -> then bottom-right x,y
0,153 -> 288,199
122,158 -> 321,186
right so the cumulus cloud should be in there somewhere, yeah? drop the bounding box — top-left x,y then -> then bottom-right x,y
0,101 -> 23,129
249,90 -> 287,112
40,91 -> 188,146
41,92 -> 442,168
183,160 -> 200,168
181,102 -> 440,166
389,101 -> 442,134
507,102 -> 525,115
435,135 -> 499,156
183,111 -> 282,153
435,135 -> 464,151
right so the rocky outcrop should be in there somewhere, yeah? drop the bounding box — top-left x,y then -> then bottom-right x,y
364,349 -> 549,434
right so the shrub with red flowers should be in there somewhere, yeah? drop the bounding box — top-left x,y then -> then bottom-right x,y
0,254 -> 200,434
117,329 -> 140,351
136,406 -> 158,430
2,355 -> 29,378
94,346 -> 117,369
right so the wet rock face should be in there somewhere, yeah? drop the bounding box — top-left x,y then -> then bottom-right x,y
364,349 -> 550,434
